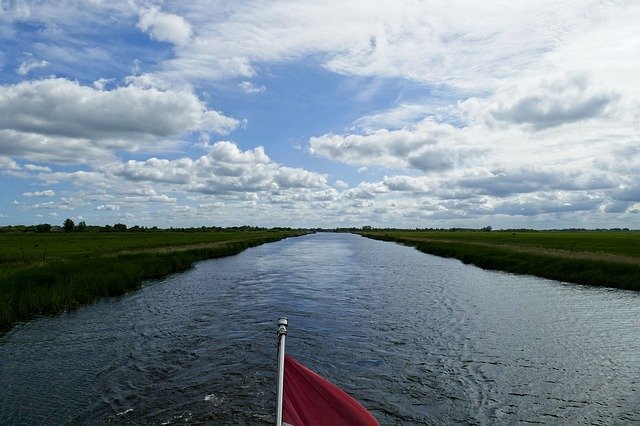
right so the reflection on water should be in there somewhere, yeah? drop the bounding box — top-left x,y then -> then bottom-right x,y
1,233 -> 638,424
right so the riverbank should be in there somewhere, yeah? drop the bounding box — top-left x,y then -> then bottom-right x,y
0,230 -> 305,331
359,230 -> 640,291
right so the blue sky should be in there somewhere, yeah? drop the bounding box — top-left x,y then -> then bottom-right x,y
1,1 -> 639,228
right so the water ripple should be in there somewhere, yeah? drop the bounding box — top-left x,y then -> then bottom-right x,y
1,233 -> 638,424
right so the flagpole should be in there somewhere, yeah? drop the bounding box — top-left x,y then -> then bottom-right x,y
276,317 -> 288,426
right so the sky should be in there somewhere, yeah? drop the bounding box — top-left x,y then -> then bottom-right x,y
1,0 -> 639,229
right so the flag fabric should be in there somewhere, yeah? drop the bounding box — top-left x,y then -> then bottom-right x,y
282,355 -> 379,426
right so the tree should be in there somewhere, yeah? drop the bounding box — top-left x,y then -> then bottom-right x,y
113,223 -> 127,231
77,221 -> 87,231
63,218 -> 75,233
35,223 -> 52,233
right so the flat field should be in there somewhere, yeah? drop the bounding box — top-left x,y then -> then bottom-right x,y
0,230 -> 303,330
0,230 -> 299,273
360,230 -> 640,291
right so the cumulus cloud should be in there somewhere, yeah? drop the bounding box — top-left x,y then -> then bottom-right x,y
310,119 -> 475,172
458,168 -> 618,197
93,78 -> 114,91
23,190 -> 55,197
122,194 -> 177,204
33,200 -> 73,210
3,1 -> 640,227
490,75 -> 617,130
0,78 -> 238,164
0,78 -> 237,138
342,185 -> 377,200
491,193 -> 602,216
0,156 -> 20,171
138,7 -> 192,47
95,204 -> 119,211
111,141 -> 327,195
602,200 -> 629,214
381,175 -> 433,193
613,184 -> 640,203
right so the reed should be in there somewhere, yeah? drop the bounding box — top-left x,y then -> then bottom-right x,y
0,233 -> 300,330
361,231 -> 640,291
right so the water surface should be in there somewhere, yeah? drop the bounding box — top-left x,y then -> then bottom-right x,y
1,233 -> 638,424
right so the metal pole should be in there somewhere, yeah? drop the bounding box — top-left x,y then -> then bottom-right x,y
276,317 -> 288,426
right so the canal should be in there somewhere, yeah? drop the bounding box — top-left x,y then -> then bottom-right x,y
1,233 -> 638,424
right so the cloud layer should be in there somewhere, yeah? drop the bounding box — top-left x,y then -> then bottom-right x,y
0,78 -> 238,164
1,1 -> 639,228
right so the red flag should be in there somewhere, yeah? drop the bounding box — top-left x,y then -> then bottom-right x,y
282,355 -> 379,426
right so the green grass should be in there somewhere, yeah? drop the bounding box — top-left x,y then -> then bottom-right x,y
0,230 -> 304,330
360,230 -> 640,291
0,230 -> 298,272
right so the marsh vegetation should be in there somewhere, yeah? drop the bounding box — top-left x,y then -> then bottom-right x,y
360,229 -> 640,291
0,229 -> 305,330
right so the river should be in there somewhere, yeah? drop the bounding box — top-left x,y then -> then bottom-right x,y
1,233 -> 638,424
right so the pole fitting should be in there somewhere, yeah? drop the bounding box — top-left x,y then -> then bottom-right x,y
277,317 -> 288,336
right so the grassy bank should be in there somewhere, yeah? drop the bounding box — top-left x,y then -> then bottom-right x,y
359,230 -> 640,291
0,230 -> 304,331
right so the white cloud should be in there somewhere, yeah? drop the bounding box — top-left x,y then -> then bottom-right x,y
121,194 -> 177,204
95,204 -> 119,211
0,156 -> 20,170
111,141 -> 328,194
23,164 -> 52,172
198,202 -> 225,209
490,193 -> 603,217
381,175 -> 433,193
137,7 -> 192,47
0,78 -> 238,164
3,1 -> 640,228
0,0 -> 32,20
23,190 -> 55,197
458,168 -> 618,197
93,78 -> 114,91
354,103 -> 437,132
310,119 -> 477,172
488,74 -> 617,130
0,77 -> 237,138
33,200 -> 73,210
133,0 -> 636,91
239,81 -> 266,94
16,58 -> 48,75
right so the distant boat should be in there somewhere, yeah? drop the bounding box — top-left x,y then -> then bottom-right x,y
275,318 -> 379,426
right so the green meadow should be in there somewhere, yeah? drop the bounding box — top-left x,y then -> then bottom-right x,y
0,229 -> 304,331
360,230 -> 640,291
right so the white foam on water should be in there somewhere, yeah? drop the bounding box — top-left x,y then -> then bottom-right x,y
204,393 -> 224,406
116,408 -> 133,416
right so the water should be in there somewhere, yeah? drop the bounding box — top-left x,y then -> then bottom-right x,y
1,233 -> 638,424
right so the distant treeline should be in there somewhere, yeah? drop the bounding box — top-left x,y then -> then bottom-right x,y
1,223 -> 636,234
0,221 -> 302,234
328,226 -> 635,233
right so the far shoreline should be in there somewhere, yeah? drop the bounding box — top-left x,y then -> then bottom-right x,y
358,230 -> 640,291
